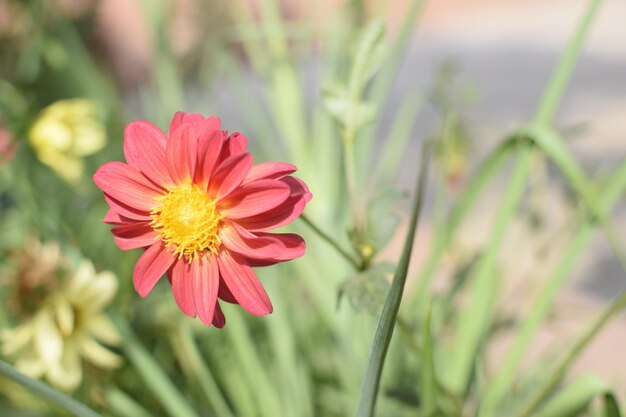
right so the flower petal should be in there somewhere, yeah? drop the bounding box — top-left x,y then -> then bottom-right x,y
94,161 -> 161,212
47,343 -> 82,391
104,194 -> 152,221
133,242 -> 175,297
218,277 -> 237,303
79,336 -> 122,369
209,152 -> 253,200
166,124 -> 197,184
243,162 -> 297,183
217,250 -> 272,316
226,132 -> 247,155
220,179 -> 290,219
212,301 -> 226,328
124,121 -> 172,186
236,177 -> 311,232
197,130 -> 224,186
169,112 -> 220,137
191,255 -> 219,326
112,222 -> 157,250
220,224 -> 305,261
171,259 -> 196,317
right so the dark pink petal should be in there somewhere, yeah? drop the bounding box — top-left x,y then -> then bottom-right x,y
196,130 -> 224,186
243,162 -> 297,184
212,301 -> 226,328
171,260 -> 196,317
124,121 -> 172,186
104,194 -> 152,222
191,254 -> 219,326
94,162 -> 162,212
209,153 -> 253,200
218,277 -> 237,303
216,250 -> 272,316
219,179 -> 290,219
166,124 -> 197,184
236,177 -> 311,232
112,223 -> 157,250
133,242 -> 175,297
219,224 -> 305,261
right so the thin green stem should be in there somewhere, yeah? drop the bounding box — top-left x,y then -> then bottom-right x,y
0,360 -> 102,417
300,213 -> 362,270
514,291 -> 626,417
533,0 -> 605,126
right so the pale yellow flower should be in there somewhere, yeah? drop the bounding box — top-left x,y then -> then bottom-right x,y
2,261 -> 121,392
28,99 -> 106,183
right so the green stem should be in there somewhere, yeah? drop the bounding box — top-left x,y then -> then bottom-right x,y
514,291 -> 626,417
0,360 -> 102,417
355,141 -> 430,417
533,0 -> 605,126
300,213 -> 362,270
105,387 -> 155,417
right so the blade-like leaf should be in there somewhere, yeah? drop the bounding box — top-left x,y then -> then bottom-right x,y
355,142 -> 430,417
534,374 -> 606,417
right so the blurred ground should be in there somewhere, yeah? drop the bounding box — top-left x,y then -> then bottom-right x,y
395,0 -> 626,391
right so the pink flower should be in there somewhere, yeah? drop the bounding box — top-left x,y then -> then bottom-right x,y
94,112 -> 311,327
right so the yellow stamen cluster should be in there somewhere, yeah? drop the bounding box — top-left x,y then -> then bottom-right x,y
150,183 -> 222,261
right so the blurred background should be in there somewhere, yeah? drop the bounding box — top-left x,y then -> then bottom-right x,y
1,0 -> 625,415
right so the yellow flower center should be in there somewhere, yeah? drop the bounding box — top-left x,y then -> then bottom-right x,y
150,183 -> 222,261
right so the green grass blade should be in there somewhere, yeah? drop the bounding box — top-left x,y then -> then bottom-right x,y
443,146 -> 532,394
534,374 -> 607,417
355,142 -> 430,417
420,304 -> 438,416
533,0 -> 606,126
112,315 -> 200,417
0,360 -> 102,417
105,387 -> 155,417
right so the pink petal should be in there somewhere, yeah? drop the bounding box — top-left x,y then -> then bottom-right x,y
133,242 -> 175,297
112,223 -> 158,250
171,260 -> 196,317
166,124 -> 197,184
212,301 -> 226,328
124,121 -> 172,186
94,161 -> 162,212
219,179 -> 290,219
209,153 -> 253,200
236,177 -> 311,232
104,194 -> 152,222
219,224 -> 305,261
196,130 -> 224,186
216,250 -> 272,316
190,255 -> 219,326
243,162 -> 297,184
103,209 -> 125,225
226,133 -> 247,155
169,112 -> 204,137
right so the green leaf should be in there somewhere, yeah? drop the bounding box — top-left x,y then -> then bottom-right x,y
112,315 -> 200,417
355,142 -> 430,417
534,375 -> 606,417
603,392 -> 622,417
0,360 -> 102,417
338,262 -> 394,314
420,305 -> 438,416
350,19 -> 386,93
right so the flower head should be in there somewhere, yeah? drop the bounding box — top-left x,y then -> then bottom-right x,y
2,258 -> 121,392
29,99 -> 106,182
94,112 -> 311,327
